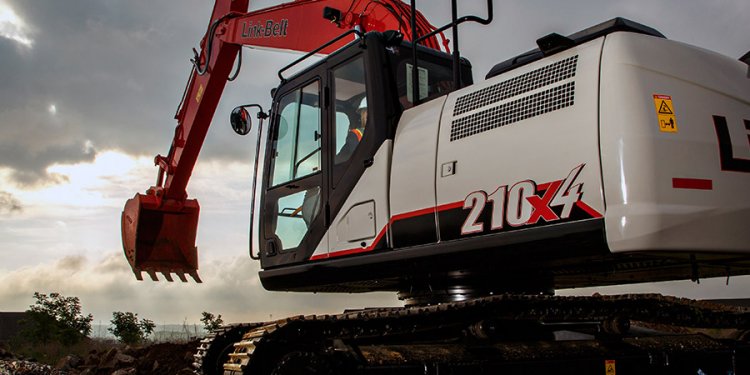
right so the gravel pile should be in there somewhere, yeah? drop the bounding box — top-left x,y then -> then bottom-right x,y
0,347 -> 61,375
0,342 -> 198,375
0,359 -> 60,375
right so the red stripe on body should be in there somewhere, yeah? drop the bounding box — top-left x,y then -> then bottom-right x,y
314,202 -> 463,261
311,225 -> 389,260
313,196 -> 603,261
390,207 -> 436,222
575,201 -> 603,218
436,201 -> 463,212
672,178 -> 713,190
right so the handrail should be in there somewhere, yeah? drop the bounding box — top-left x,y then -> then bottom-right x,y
240,104 -> 268,260
409,0 -> 494,104
412,0 -> 494,46
278,29 -> 365,82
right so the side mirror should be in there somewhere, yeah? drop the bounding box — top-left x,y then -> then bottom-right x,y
230,106 -> 252,136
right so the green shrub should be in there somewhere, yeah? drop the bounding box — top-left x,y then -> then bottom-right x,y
22,292 -> 93,346
200,311 -> 224,332
109,311 -> 155,345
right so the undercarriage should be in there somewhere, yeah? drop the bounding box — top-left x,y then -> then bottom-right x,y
193,294 -> 750,375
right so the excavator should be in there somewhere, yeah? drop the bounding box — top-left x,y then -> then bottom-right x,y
121,0 -> 750,373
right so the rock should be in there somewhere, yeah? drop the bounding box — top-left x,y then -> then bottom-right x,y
84,354 -> 99,367
99,347 -> 119,369
83,349 -> 100,367
0,349 -> 14,360
55,354 -> 83,370
0,358 -> 55,374
152,360 -> 159,371
116,353 -> 136,366
112,367 -> 136,375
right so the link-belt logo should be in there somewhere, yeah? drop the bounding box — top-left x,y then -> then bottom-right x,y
460,164 -> 602,236
713,115 -> 750,173
241,19 -> 289,39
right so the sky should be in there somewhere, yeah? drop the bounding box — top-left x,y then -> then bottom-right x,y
0,0 -> 749,325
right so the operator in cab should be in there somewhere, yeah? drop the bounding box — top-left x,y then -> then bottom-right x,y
337,96 -> 368,162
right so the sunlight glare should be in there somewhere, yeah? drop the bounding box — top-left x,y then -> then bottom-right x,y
6,151 -> 154,211
0,2 -> 33,47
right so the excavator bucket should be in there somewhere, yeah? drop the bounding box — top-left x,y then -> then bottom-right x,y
121,193 -> 202,283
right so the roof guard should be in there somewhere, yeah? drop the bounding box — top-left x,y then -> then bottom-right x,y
486,17 -> 665,79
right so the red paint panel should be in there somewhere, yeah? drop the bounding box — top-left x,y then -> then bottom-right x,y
390,207 -> 437,222
672,178 -> 713,190
436,201 -> 464,212
575,201 -> 603,218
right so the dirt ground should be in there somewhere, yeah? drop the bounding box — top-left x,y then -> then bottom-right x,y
0,340 -> 199,375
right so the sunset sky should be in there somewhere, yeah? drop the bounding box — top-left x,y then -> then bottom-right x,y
1,0 -> 749,325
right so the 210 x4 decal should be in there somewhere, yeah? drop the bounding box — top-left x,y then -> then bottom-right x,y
441,164 -> 602,240
390,165 -> 604,246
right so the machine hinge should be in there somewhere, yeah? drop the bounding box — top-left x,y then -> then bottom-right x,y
265,240 -> 277,257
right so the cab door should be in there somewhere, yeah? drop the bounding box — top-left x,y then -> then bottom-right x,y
261,78 -> 328,267
323,44 -> 394,258
260,35 -> 394,266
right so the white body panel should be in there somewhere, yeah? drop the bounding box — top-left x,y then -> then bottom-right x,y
325,32 -> 749,260
336,200 -> 376,242
435,40 -> 605,236
326,142 -> 392,257
390,97 -> 446,219
599,32 -> 750,253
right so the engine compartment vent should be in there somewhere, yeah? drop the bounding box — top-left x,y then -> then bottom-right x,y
450,81 -> 575,142
449,55 -> 578,142
454,55 -> 578,116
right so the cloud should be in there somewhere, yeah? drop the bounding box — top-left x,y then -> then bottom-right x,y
2,0 -> 747,188
0,0 -> 287,187
0,253 -> 400,323
0,191 -> 22,213
0,1 -> 208,186
2,251 -> 748,326
0,2 -> 33,47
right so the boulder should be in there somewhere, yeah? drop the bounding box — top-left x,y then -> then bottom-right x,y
55,354 -> 83,371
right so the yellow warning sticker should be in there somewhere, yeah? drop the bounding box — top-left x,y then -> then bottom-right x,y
196,84 -> 205,104
653,94 -> 677,133
605,360 -> 616,375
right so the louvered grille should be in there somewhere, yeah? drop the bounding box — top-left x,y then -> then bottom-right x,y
450,82 -> 575,142
453,56 -> 578,116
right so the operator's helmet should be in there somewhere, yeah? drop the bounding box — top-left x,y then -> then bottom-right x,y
357,97 -> 367,112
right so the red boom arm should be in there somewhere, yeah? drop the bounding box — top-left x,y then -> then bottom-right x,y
122,0 -> 445,282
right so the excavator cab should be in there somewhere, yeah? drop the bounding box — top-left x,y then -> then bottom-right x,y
255,33 -> 471,270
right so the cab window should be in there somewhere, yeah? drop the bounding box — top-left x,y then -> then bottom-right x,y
332,57 -> 368,166
270,81 -> 322,187
387,45 -> 463,109
267,81 -> 322,251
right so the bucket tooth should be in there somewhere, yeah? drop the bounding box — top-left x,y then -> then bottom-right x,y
189,270 -> 203,283
146,270 -> 159,281
162,271 -> 174,282
177,272 -> 188,283
134,271 -> 144,281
